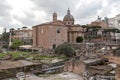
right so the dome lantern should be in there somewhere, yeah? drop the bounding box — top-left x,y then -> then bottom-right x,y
63,9 -> 75,25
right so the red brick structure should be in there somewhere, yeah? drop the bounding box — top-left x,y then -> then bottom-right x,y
33,21 -> 68,49
33,9 -> 83,49
64,60 -> 85,75
88,16 -> 108,29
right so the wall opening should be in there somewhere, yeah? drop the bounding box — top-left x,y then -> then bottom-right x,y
53,44 -> 56,49
76,36 -> 83,43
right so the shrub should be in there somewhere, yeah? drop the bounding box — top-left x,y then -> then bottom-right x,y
11,39 -> 23,50
55,43 -> 76,57
2,44 -> 9,49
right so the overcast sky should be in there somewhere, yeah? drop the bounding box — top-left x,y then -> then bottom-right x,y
0,0 -> 120,33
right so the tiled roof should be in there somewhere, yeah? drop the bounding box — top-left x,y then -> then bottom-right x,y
33,20 -> 66,27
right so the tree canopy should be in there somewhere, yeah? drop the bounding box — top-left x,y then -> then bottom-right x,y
1,32 -> 10,43
1,31 -> 10,48
55,43 -> 76,57
12,39 -> 23,49
103,28 -> 120,33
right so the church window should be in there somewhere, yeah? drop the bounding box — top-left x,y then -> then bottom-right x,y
41,28 -> 43,34
57,27 -> 60,33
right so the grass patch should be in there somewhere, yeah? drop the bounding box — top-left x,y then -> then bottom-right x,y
9,51 -> 29,58
0,53 -> 7,58
54,78 -> 63,80
0,51 -> 29,59
0,51 -> 67,61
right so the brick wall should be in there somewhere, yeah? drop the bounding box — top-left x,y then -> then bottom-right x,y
116,64 -> 120,80
33,24 -> 68,49
64,60 -> 85,75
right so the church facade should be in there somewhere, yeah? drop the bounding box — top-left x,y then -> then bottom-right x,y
63,9 -> 84,43
32,9 -> 84,49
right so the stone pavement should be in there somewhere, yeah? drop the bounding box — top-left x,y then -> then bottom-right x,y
26,72 -> 83,80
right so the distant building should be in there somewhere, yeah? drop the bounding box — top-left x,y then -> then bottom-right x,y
107,14 -> 120,42
11,27 -> 33,45
88,16 -> 108,29
33,9 -> 84,49
108,14 -> 120,29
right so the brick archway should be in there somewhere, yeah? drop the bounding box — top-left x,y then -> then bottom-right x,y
76,36 -> 83,43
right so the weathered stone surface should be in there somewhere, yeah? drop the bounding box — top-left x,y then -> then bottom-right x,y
33,22 -> 68,49
116,64 -> 120,80
64,60 -> 85,75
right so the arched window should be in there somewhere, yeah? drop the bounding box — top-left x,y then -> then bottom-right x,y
57,27 -> 60,33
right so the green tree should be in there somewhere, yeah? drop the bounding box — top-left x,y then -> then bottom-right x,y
55,43 -> 76,57
1,30 -> 10,48
1,32 -> 9,42
12,39 -> 23,50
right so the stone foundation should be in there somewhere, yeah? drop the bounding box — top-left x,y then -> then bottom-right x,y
116,64 -> 120,80
64,60 -> 85,75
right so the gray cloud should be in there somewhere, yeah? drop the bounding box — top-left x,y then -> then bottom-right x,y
14,16 -> 37,26
0,0 -> 13,30
32,0 -> 79,12
0,0 -> 120,33
31,0 -> 80,19
31,0 -> 104,24
98,0 -> 120,18
108,0 -> 120,3
75,1 -> 102,18
0,0 -> 11,17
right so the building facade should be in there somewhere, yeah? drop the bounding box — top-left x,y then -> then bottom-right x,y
33,9 -> 84,49
108,14 -> 120,29
63,9 -> 84,43
11,27 -> 33,45
108,14 -> 120,41
33,21 -> 68,49
88,16 -> 108,29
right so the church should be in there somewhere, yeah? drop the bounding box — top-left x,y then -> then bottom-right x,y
32,9 -> 84,49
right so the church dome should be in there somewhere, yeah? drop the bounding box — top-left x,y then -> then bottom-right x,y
63,9 -> 74,25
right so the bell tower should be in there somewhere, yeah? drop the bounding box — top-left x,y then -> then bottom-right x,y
53,12 -> 57,21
